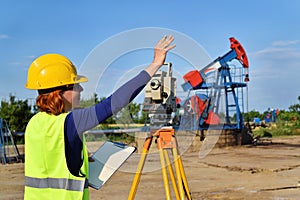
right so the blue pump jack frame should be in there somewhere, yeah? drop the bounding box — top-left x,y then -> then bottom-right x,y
183,49 -> 247,131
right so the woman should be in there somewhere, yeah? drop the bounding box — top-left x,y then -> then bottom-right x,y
24,35 -> 175,200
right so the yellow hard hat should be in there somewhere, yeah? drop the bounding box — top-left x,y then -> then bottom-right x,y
25,53 -> 88,90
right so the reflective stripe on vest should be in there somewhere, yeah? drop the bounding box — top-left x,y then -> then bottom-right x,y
25,176 -> 88,191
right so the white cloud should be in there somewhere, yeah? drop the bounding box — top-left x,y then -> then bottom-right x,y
24,55 -> 36,59
250,39 -> 300,59
0,34 -> 10,39
9,62 -> 22,65
250,47 -> 300,59
272,40 -> 300,46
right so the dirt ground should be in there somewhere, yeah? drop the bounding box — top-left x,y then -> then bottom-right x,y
1,134 -> 300,200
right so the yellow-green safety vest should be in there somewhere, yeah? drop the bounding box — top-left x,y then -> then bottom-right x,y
24,112 -> 89,200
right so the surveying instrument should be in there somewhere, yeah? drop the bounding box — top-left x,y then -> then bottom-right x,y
128,63 -> 192,200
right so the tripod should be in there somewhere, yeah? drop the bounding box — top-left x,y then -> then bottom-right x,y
128,127 -> 192,200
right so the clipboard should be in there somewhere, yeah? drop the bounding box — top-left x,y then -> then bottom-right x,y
88,141 -> 136,190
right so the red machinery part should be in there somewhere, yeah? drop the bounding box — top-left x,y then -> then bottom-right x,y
176,97 -> 181,105
185,95 -> 221,125
205,111 -> 221,125
183,70 -> 203,88
229,37 -> 249,68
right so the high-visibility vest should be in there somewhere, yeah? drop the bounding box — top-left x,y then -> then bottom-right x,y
24,112 -> 89,200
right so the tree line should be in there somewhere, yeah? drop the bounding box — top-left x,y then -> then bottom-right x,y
0,94 -> 145,132
244,96 -> 300,123
0,94 -> 299,132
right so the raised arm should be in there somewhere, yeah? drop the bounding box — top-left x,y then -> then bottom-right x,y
68,35 -> 176,133
64,35 -> 175,176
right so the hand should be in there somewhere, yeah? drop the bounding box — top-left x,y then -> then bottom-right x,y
145,35 -> 176,76
88,152 -> 95,162
152,35 -> 176,66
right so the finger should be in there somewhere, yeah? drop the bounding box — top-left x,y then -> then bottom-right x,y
164,35 -> 174,44
155,35 -> 175,50
162,35 -> 174,45
165,35 -> 174,43
162,35 -> 175,49
157,35 -> 167,46
165,43 -> 176,52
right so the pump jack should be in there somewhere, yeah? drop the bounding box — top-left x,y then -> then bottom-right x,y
179,37 -> 249,131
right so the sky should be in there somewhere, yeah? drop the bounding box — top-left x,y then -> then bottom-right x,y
1,0 -> 300,112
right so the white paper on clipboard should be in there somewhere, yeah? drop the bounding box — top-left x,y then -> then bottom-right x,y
88,141 -> 136,190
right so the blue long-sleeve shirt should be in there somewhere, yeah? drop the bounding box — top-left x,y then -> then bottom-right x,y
64,70 -> 151,176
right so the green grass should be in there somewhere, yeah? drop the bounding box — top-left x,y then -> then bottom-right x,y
252,121 -> 300,137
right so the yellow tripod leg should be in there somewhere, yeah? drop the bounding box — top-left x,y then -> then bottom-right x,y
163,149 -> 181,200
172,148 -> 185,200
174,136 -> 192,200
128,136 -> 152,200
178,155 -> 192,200
159,145 -> 171,199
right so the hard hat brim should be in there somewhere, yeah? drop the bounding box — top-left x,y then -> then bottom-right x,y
74,75 -> 88,84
